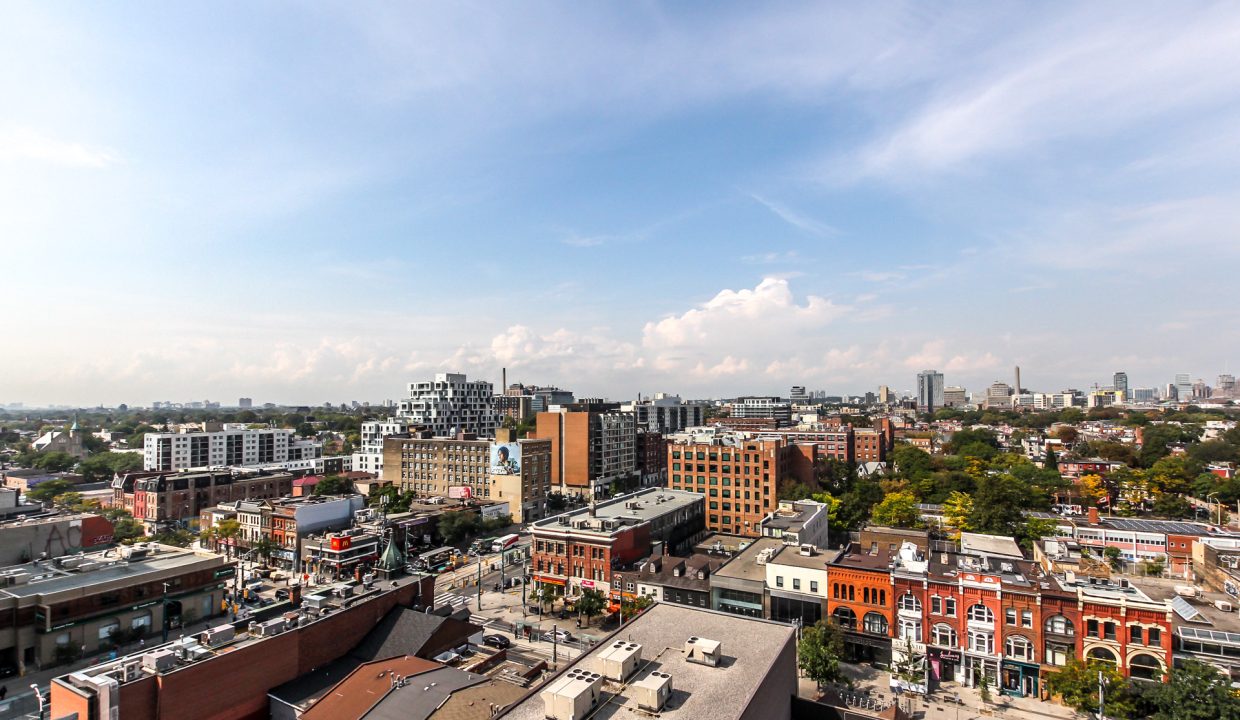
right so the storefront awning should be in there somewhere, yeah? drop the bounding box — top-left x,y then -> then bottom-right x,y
534,575 -> 566,586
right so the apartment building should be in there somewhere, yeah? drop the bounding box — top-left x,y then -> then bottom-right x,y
534,408 -> 637,499
382,430 -> 552,522
666,433 -> 786,537
853,427 -> 886,462
201,494 -> 364,570
143,426 -> 321,472
730,397 -> 792,426
619,394 -> 705,433
943,386 -> 968,407
351,418 -> 411,475
530,488 -> 704,602
112,469 -> 293,531
635,430 -> 667,488
398,372 -> 500,437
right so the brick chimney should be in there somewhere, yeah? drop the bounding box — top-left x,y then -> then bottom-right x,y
1088,507 -> 1100,525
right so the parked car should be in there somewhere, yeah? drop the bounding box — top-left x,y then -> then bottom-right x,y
528,605 -> 544,614
482,635 -> 511,649
549,629 -> 573,643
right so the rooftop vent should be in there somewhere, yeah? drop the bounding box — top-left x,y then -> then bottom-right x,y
632,671 -> 673,712
141,650 -> 177,673
685,636 -> 722,667
200,624 -> 235,648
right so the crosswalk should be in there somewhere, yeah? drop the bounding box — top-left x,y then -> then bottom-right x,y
434,591 -> 474,610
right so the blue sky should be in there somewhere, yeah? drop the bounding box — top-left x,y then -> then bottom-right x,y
3,2 -> 1239,406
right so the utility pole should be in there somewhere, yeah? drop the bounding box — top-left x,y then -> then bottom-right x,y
476,555 -> 483,610
499,548 -> 506,591
552,623 -> 558,667
521,560 -> 528,608
1098,669 -> 1106,720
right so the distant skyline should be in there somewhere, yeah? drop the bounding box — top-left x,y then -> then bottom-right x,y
3,3 -> 1240,405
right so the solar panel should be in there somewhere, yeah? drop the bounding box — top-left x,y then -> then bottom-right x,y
1180,626 -> 1240,645
1172,596 -> 1212,624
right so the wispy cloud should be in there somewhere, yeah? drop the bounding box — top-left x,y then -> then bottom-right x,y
0,128 -> 120,169
749,194 -> 837,237
741,250 -> 799,265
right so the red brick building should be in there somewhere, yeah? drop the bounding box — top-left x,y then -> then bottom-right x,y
853,427 -> 887,463
667,437 -> 784,536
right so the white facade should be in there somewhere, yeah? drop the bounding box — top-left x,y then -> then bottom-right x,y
619,394 -> 705,433
732,397 -> 792,424
351,418 -> 410,475
143,428 -> 321,472
398,372 -> 500,437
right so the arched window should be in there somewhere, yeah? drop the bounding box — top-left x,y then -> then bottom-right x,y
1129,653 -> 1163,681
832,606 -> 857,630
1087,647 -> 1118,665
1004,635 -> 1035,662
968,630 -> 994,654
967,604 -> 994,623
1044,615 -> 1074,636
898,618 -> 922,642
898,593 -> 922,612
931,624 -> 958,647
863,612 -> 889,635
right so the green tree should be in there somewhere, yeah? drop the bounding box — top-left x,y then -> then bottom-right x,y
113,517 -> 146,544
252,536 -> 277,562
1048,658 -> 1133,718
77,452 -> 143,483
1017,516 -> 1059,550
1152,493 -> 1194,519
312,475 -> 353,495
26,478 -> 76,504
437,511 -> 480,543
968,474 -> 1030,536
537,582 -> 559,609
778,482 -> 816,501
33,451 -> 78,472
945,429 -> 1000,456
149,528 -> 193,547
869,491 -> 920,528
942,491 -> 974,537
798,620 -> 847,688
576,588 -> 607,626
1144,659 -> 1240,720
1149,455 -> 1202,495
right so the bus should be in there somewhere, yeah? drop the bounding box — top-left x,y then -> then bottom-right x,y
414,546 -> 458,573
491,534 -> 520,553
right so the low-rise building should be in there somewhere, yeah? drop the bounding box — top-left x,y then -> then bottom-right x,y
113,469 -> 294,532
760,498 -> 830,549
0,511 -> 115,566
143,425 -> 322,472
530,488 -> 705,605
498,602 -> 798,720
1,543 -> 232,674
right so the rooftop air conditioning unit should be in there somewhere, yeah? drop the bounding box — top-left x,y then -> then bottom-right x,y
141,650 -> 177,673
1216,600 -> 1234,612
540,668 -> 604,720
597,641 -> 642,681
799,544 -> 814,556
632,671 -> 673,712
200,625 -> 235,647
257,618 -> 288,637
685,636 -> 722,667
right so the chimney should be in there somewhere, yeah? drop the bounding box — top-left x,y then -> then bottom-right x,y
502,367 -> 507,390
1015,366 -> 1022,394
1088,507 -> 1099,525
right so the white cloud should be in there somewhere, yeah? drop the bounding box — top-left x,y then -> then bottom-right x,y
0,128 -> 119,168
748,195 -> 836,237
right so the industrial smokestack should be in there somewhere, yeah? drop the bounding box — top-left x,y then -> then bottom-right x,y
502,367 -> 507,391
1015,366 -> 1021,395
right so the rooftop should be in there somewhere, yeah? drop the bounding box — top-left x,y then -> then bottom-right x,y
712,537 -> 785,583
0,543 -> 224,600
767,544 -> 833,570
499,603 -> 796,720
533,488 -> 702,536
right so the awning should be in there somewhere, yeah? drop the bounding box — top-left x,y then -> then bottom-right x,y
534,575 -> 566,586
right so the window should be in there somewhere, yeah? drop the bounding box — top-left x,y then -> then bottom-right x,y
810,581 -> 818,593
1104,622 -> 1117,641
1005,608 -> 1017,626
931,624 -> 957,647
968,604 -> 994,624
1148,627 -> 1161,645
943,597 -> 956,617
968,630 -> 994,654
1005,635 -> 1034,662
1130,625 -> 1143,644
1044,641 -> 1073,667
1087,619 -> 1099,637
793,578 -> 801,591
1045,615 -> 1074,636
776,576 -> 784,588
898,594 -> 922,612
863,612 -> 889,635
1021,610 -> 1033,628
931,596 -> 942,615
832,607 -> 857,630
898,618 -> 922,642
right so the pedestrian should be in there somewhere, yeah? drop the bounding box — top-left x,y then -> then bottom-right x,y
0,685 -> 7,701
139,638 -> 144,649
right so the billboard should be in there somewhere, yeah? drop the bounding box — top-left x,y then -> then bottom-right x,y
448,486 -> 473,499
490,442 -> 521,475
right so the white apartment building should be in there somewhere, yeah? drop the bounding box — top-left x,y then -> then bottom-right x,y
143,426 -> 321,472
398,372 -> 500,437
731,396 -> 792,424
351,418 -> 411,475
619,394 -> 705,433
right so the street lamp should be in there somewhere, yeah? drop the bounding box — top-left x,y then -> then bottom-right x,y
162,582 -> 172,643
31,683 -> 45,720
1208,493 -> 1221,527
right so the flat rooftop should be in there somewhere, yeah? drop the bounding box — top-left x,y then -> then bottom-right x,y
533,488 -> 702,535
767,544 -> 834,570
711,537 -> 785,583
0,544 -> 223,600
499,603 -> 795,720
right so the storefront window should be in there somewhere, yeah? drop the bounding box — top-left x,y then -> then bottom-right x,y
863,612 -> 888,635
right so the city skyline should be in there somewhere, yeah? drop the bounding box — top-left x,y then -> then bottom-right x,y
4,4 -> 1240,404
